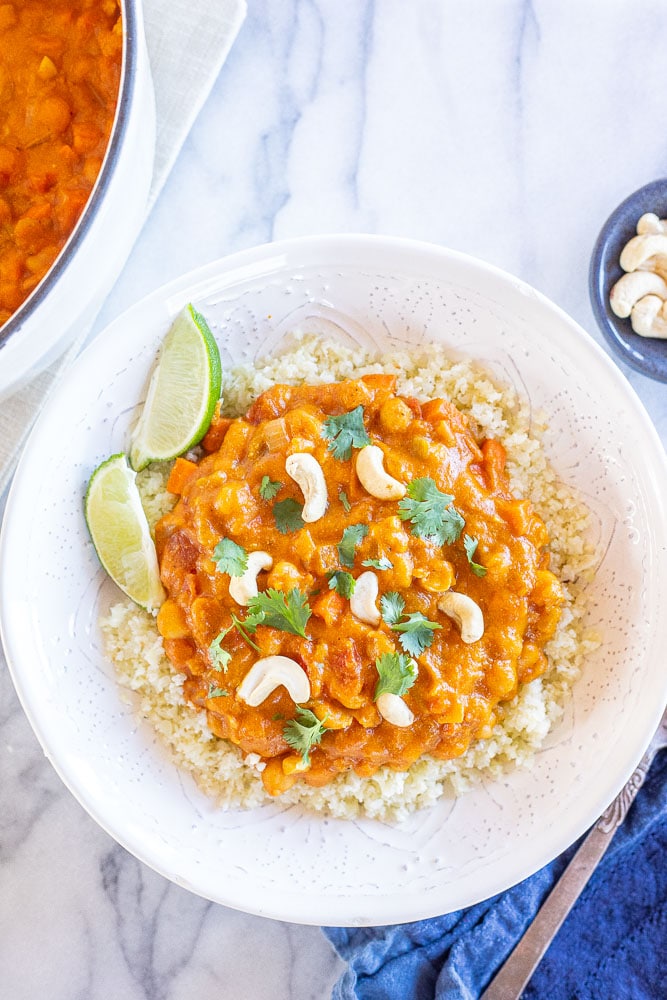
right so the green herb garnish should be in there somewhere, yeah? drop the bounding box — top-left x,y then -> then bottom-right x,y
322,405 -> 371,460
338,523 -> 369,568
398,477 -> 465,545
230,612 -> 262,652
283,708 -> 329,766
380,593 -> 442,655
463,534 -> 487,577
245,588 -> 311,637
374,652 -> 418,700
380,591 -> 405,625
273,497 -> 305,534
338,489 -> 351,512
208,685 -> 229,698
209,628 -> 233,671
213,537 -> 248,576
362,556 -> 393,571
328,570 -> 356,598
259,475 -> 282,500
392,612 -> 442,656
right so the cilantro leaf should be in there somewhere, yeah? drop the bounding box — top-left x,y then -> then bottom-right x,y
463,534 -> 487,577
209,628 -> 233,671
213,537 -> 248,576
338,523 -> 369,567
328,570 -> 356,598
322,405 -> 371,460
374,652 -> 418,699
380,591 -> 405,625
283,707 -> 329,766
207,685 -> 229,698
362,556 -> 393,571
398,477 -> 465,545
338,489 -> 351,512
230,612 -> 261,651
259,475 -> 282,501
245,588 -> 311,637
392,612 -> 442,656
273,497 -> 304,534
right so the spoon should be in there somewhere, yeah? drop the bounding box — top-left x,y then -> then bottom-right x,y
480,705 -> 667,1000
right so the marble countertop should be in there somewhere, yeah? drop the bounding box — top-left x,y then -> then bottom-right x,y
2,1 -> 666,997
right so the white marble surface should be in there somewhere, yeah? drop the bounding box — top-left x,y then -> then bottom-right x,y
2,1 -> 667,997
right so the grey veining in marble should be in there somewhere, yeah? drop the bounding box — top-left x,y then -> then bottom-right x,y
2,1 -> 667,997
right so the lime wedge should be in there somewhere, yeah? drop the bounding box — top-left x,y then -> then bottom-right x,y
129,304 -> 222,472
84,453 -> 165,612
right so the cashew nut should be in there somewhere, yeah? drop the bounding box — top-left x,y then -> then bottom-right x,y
355,445 -> 406,500
237,655 -> 310,706
619,233 -> 667,274
636,213 -> 667,236
349,571 -> 381,626
376,692 -> 414,727
630,294 -> 667,339
285,452 -> 328,522
609,271 -> 667,318
437,591 -> 484,644
228,551 -> 273,606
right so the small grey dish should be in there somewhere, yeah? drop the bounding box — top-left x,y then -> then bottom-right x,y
589,178 -> 667,383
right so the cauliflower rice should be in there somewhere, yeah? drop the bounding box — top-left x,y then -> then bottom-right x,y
101,334 -> 599,822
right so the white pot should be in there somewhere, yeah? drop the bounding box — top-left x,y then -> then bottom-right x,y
0,0 -> 156,402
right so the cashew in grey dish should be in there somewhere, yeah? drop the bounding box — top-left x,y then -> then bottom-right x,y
628,294 -> 667,338
609,271 -> 667,319
611,213 -> 667,337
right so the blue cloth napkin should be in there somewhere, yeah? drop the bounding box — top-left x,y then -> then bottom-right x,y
324,753 -> 667,999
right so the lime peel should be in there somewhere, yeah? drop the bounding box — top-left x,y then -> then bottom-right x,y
84,453 -> 165,612
129,303 -> 222,471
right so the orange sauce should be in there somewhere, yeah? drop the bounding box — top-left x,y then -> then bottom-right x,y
155,376 -> 563,794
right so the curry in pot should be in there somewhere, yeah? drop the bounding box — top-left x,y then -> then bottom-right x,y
0,0 -> 122,326
155,375 -> 562,795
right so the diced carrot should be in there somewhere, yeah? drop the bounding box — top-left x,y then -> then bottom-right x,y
201,413 -> 232,453
166,457 -> 199,495
481,438 -> 507,489
311,590 -> 345,626
421,397 -> 467,431
360,373 -> 396,391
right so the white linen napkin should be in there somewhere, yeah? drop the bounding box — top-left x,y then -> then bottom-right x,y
0,0 -> 246,498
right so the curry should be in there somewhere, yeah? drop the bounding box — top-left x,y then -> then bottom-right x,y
0,0 -> 122,326
155,375 -> 563,796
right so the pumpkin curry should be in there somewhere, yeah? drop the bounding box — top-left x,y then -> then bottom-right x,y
155,375 -> 563,796
0,0 -> 122,326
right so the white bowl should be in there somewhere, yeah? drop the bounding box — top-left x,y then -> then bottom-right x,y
2,235 -> 667,926
0,0 -> 155,402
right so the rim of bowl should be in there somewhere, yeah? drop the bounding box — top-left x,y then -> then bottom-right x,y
589,178 -> 667,382
0,0 -> 138,351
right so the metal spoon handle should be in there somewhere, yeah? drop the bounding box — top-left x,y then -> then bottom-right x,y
480,740 -> 659,1000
